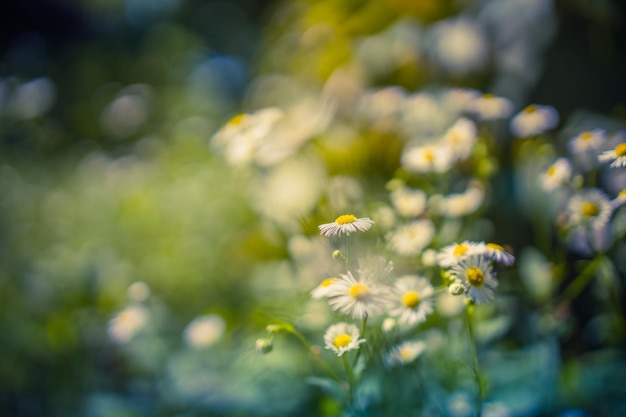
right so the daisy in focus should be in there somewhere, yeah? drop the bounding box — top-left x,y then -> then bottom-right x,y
388,275 -> 435,328
325,271 -> 390,319
598,142 -> 626,168
384,340 -> 426,368
450,255 -> 498,304
324,322 -> 366,356
510,104 -> 559,137
318,214 -> 375,237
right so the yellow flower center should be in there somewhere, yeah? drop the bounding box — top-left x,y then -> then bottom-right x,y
486,243 -> 504,252
227,113 -> 245,125
333,333 -> 352,348
402,291 -> 420,309
335,214 -> 357,225
423,148 -> 435,162
400,346 -> 413,362
523,105 -> 537,114
619,189 -> 626,198
452,244 -> 469,256
615,143 -> 626,157
349,282 -> 369,300
581,202 -> 599,217
466,267 -> 484,286
580,132 -> 592,141
320,278 -> 335,288
482,93 -> 494,99
547,165 -> 556,176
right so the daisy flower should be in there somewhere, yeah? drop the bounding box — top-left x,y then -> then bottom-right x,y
598,142 -> 626,168
436,241 -> 486,268
386,219 -> 435,257
324,322 -> 366,356
540,158 -> 572,192
568,129 -> 605,154
401,143 -> 454,174
442,117 -> 477,161
318,214 -> 375,237
611,189 -> 626,210
390,187 -> 427,217
388,275 -> 435,327
311,277 -> 339,299
510,104 -> 559,137
108,305 -> 148,344
325,271 -> 390,319
384,340 -> 426,368
441,184 -> 484,218
484,243 -> 515,266
450,255 -> 498,304
566,188 -> 613,229
467,93 -> 513,120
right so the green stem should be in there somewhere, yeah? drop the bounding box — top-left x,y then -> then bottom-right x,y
288,327 -> 341,382
556,256 -> 603,306
344,234 -> 352,270
466,304 -> 483,417
342,354 -> 354,404
352,315 -> 368,368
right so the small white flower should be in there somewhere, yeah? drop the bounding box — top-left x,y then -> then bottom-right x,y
381,317 -> 397,333
441,185 -> 484,218
569,129 -> 606,154
401,143 -> 454,174
108,305 -> 148,344
384,340 -> 426,368
388,275 -> 435,328
442,118 -> 477,161
429,17 -> 488,75
450,255 -> 498,304
311,277 -> 339,299
390,187 -> 427,217
183,314 -> 226,348
318,214 -> 375,237
386,219 -> 435,257
566,188 -> 613,229
510,104 -> 559,137
324,322 -> 366,356
598,142 -> 626,168
467,93 -> 513,120
436,241 -> 486,268
484,243 -> 515,266
325,271 -> 390,319
540,158 -> 572,192
611,189 -> 626,210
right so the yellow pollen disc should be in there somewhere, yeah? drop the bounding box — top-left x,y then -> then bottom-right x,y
227,113 -> 245,125
466,267 -> 484,286
486,243 -> 504,252
581,202 -> 599,217
321,278 -> 335,288
619,189 -> 626,197
400,346 -> 413,361
349,283 -> 369,299
424,149 -> 435,162
402,291 -> 420,309
547,166 -> 556,176
615,143 -> 626,157
580,132 -> 592,140
452,244 -> 469,256
333,333 -> 352,348
523,105 -> 537,114
335,214 -> 357,225
482,93 -> 494,99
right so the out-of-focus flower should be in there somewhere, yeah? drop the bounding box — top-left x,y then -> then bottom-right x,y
444,88 -> 481,113
401,143 -> 454,174
440,184 -> 484,218
510,104 -> 559,137
568,129 -> 606,154
127,281 -> 151,302
318,214 -> 375,237
611,189 -> 626,210
484,243 -> 515,266
386,219 -> 435,257
566,188 -> 612,229
183,314 -> 226,348
325,271 -> 390,319
421,249 -> 438,266
108,305 -> 148,344
428,17 -> 488,75
390,187 -> 427,217
255,337 -> 273,354
467,93 -> 514,120
311,277 -> 338,299
358,86 -> 407,132
324,322 -> 366,356
437,241 -> 487,268
442,118 -> 477,161
381,317 -> 397,333
598,142 -> 626,168
450,255 -> 498,304
388,275 -> 434,327
540,158 -> 572,191
384,340 -> 426,368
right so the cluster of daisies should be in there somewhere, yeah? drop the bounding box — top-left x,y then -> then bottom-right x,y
311,215 -> 514,366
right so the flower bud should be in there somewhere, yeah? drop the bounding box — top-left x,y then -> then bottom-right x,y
255,338 -> 273,354
332,250 -> 343,260
448,282 -> 466,296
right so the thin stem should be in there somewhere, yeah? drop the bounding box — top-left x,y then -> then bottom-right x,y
288,327 -> 341,382
554,255 -> 603,307
352,315 -> 368,368
342,354 -> 354,404
344,234 -> 352,270
466,304 -> 483,417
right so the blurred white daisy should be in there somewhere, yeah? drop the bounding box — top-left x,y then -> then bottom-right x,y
401,143 -> 454,174
388,275 -> 435,327
429,17 -> 488,75
467,93 -> 513,120
384,340 -> 426,368
318,214 -> 375,237
442,118 -> 477,161
183,314 -> 226,348
598,142 -> 626,168
386,219 -> 435,257
450,255 -> 498,304
311,277 -> 339,299
484,243 -> 515,266
441,184 -> 484,218
611,189 -> 626,210
566,188 -> 612,229
540,158 -> 572,192
568,129 -> 605,154
325,271 -> 390,319
437,241 -> 486,268
356,256 -> 394,284
390,187 -> 427,217
324,322 -> 366,356
443,88 -> 481,113
510,104 -> 559,137
108,305 -> 148,344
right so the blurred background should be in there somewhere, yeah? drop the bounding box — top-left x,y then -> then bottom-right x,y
1,0 -> 625,416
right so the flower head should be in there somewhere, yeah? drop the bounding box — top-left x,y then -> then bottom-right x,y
566,188 -> 612,229
484,243 -> 515,266
311,277 -> 339,299
540,158 -> 572,192
510,104 -> 559,137
442,118 -> 477,161
318,214 -> 374,237
569,129 -> 605,154
436,241 -> 486,268
599,142 -> 626,168
384,340 -> 426,368
467,93 -> 513,120
324,322 -> 366,356
401,143 -> 454,174
388,275 -> 435,327
450,255 -> 498,304
183,314 -> 226,348
325,271 -> 390,319
386,220 -> 435,257
390,187 -> 427,217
